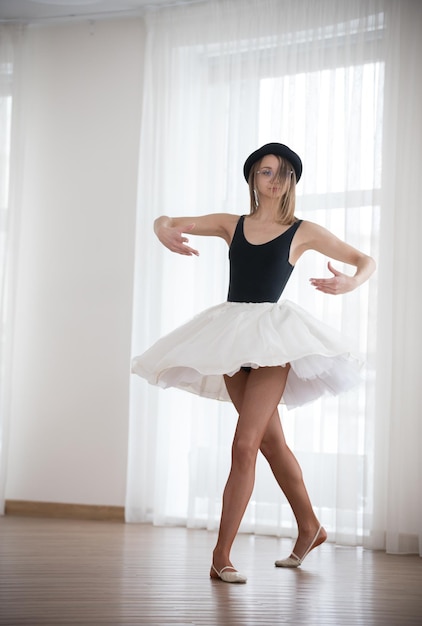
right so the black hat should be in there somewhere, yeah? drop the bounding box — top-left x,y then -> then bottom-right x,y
243,142 -> 302,183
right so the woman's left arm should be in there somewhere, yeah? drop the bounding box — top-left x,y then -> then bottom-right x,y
301,221 -> 376,295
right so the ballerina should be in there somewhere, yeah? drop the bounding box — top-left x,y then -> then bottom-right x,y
132,142 -> 376,583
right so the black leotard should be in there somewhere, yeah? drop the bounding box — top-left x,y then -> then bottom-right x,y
227,215 -> 302,303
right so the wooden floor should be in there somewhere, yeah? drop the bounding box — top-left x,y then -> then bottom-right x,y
0,517 -> 421,625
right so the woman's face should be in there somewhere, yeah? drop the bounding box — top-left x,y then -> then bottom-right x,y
254,154 -> 286,200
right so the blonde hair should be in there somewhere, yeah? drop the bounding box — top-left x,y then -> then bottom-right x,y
248,156 -> 297,224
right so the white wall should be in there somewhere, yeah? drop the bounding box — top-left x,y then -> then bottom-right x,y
5,18 -> 145,506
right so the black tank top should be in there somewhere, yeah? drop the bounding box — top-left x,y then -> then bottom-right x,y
227,215 -> 302,303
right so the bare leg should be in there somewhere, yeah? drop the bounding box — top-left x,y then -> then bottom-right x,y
211,366 -> 288,576
260,410 -> 326,559
223,366 -> 326,564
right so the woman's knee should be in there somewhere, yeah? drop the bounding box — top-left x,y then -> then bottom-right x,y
260,438 -> 304,480
231,437 -> 259,469
260,437 -> 283,463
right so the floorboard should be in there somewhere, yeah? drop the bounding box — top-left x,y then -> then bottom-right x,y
0,517 -> 421,625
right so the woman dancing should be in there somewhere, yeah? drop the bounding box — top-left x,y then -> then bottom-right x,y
132,142 -> 376,583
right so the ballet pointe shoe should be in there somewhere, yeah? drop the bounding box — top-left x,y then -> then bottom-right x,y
210,564 -> 247,584
275,525 -> 324,568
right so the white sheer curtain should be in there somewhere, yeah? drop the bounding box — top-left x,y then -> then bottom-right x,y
372,0 -> 422,555
127,0 -> 422,554
0,24 -> 22,514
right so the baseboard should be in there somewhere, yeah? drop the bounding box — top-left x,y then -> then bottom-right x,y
4,499 -> 125,522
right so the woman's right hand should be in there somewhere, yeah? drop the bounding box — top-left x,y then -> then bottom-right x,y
154,218 -> 199,256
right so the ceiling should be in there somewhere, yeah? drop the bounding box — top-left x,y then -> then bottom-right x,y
0,0 -> 201,22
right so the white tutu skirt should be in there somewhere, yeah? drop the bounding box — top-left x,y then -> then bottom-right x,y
131,300 -> 362,410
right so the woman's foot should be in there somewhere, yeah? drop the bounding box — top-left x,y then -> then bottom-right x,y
275,525 -> 327,568
210,564 -> 247,583
210,549 -> 247,583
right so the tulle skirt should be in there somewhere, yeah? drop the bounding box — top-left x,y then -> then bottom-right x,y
131,299 -> 362,410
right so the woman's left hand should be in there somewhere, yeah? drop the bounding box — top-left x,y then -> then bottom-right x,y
309,261 -> 357,295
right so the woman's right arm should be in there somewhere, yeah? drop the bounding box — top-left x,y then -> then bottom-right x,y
154,213 -> 238,256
